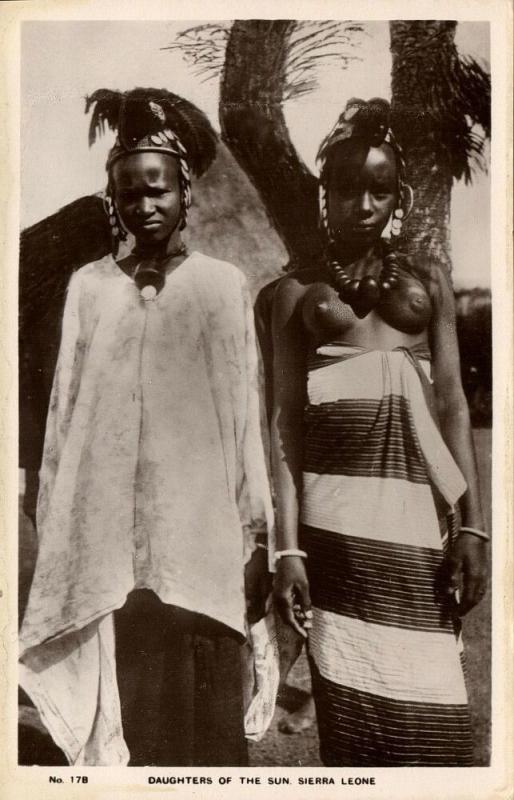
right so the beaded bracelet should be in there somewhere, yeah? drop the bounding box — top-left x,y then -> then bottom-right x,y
274,549 -> 308,562
459,526 -> 490,542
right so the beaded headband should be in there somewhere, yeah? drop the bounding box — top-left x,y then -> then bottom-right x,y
105,101 -> 191,238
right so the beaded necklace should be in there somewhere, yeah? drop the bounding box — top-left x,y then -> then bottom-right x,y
327,240 -> 402,318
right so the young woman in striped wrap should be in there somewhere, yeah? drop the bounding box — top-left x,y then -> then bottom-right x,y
271,98 -> 488,766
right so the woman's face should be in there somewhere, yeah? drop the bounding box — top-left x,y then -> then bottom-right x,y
111,152 -> 182,246
327,143 -> 398,247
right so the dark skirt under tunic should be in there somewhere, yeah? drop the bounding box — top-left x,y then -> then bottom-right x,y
114,590 -> 247,766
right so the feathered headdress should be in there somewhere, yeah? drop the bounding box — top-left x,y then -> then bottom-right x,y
85,87 -> 218,242
85,87 -> 217,176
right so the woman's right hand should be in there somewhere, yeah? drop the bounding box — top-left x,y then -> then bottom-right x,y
273,556 -> 312,638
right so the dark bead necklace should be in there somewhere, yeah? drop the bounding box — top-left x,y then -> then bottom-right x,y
327,241 -> 401,318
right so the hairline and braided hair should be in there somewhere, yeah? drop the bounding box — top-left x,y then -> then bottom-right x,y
315,98 -> 417,317
317,98 -> 412,244
86,87 -> 216,248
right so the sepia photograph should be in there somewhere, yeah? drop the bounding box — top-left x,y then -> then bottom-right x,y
1,2 -> 512,797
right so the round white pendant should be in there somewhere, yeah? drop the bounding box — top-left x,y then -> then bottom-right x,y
140,285 -> 157,301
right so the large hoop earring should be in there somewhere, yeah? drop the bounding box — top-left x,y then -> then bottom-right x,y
402,184 -> 414,219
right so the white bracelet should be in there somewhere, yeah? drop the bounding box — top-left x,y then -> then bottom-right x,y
255,542 -> 268,551
459,526 -> 490,541
274,549 -> 308,562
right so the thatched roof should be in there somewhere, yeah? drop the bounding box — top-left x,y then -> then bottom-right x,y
185,142 -> 288,292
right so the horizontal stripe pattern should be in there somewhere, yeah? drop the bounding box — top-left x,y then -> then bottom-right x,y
302,345 -> 471,765
308,608 -> 468,705
301,473 -> 444,549
300,525 -> 458,633
304,395 -> 427,482
305,347 -> 466,506
309,661 -> 473,767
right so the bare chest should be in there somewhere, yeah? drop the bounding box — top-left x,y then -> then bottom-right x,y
302,273 -> 432,346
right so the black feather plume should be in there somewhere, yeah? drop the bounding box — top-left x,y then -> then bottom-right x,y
85,87 -> 217,176
85,89 -> 124,147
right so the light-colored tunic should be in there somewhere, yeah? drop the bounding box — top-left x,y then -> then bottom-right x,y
19,251 -> 274,765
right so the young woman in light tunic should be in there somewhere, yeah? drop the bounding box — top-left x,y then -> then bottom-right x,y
19,88 -> 273,767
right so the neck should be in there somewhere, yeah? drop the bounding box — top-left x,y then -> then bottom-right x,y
333,240 -> 379,268
134,229 -> 183,260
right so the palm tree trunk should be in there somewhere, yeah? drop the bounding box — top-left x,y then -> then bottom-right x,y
220,20 -> 323,268
390,21 -> 458,273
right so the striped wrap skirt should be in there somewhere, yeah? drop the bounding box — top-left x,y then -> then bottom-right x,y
300,343 -> 473,766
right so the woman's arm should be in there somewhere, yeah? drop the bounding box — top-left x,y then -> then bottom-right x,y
429,264 -> 488,614
271,277 -> 312,636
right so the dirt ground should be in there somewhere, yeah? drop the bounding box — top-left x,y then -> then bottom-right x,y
18,430 -> 491,767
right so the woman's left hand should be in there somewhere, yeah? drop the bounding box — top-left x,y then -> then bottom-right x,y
446,533 -> 488,615
245,547 -> 273,625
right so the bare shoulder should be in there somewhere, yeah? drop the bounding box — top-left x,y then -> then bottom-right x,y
275,266 -> 326,307
401,255 -> 450,292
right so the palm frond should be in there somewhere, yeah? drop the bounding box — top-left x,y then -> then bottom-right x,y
164,20 -> 364,102
161,24 -> 230,84
455,55 -> 491,136
428,54 -> 490,182
283,21 -> 364,100
391,28 -> 491,185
